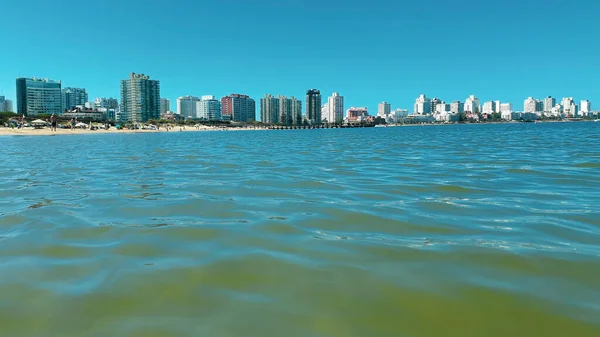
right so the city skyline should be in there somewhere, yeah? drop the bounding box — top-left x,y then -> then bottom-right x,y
4,74 -> 597,122
0,0 -> 598,116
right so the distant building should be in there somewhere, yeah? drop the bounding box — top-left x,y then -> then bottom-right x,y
430,98 -> 442,114
414,94 -> 431,114
94,97 -> 119,110
435,102 -> 450,113
346,107 -> 368,119
561,97 -> 575,116
377,101 -> 391,117
494,101 -> 501,113
482,101 -> 496,114
524,97 -> 537,113
160,98 -> 170,114
450,101 -> 464,114
62,87 -> 88,110
464,95 -> 480,113
0,96 -> 14,112
260,94 -> 279,124
543,96 -> 556,112
500,103 -> 513,113
16,77 -> 62,116
277,95 -> 302,125
221,94 -> 256,122
177,95 -> 200,118
62,107 -> 105,121
580,100 -> 592,114
306,89 -> 322,124
324,92 -> 344,123
120,72 -> 160,122
321,103 -> 329,122
196,95 -> 221,120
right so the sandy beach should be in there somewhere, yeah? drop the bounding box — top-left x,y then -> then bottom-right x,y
0,125 -> 268,136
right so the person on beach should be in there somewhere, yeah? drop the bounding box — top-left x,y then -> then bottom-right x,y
70,118 -> 76,131
50,114 -> 57,131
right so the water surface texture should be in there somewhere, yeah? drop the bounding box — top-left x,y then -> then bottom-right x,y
1,123 -> 600,337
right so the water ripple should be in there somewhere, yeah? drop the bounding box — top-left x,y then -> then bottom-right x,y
1,123 -> 600,336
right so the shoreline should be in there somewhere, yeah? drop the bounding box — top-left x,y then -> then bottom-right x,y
1,119 -> 596,137
0,125 -> 268,137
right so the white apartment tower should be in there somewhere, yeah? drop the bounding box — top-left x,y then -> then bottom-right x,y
450,101 -> 464,114
377,101 -> 391,117
196,95 -> 221,120
524,97 -> 537,113
482,101 -> 495,114
580,100 -> 592,114
543,96 -> 556,112
561,97 -> 575,116
464,95 -> 480,113
414,94 -> 431,114
325,92 -> 344,123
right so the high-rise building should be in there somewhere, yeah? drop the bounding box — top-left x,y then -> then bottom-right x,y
482,101 -> 496,114
414,94 -> 431,114
464,95 -> 480,113
291,97 -> 302,125
62,87 -> 88,110
561,97 -> 575,116
196,95 -> 221,120
177,95 -> 200,118
160,98 -> 171,114
435,102 -> 450,113
580,100 -> 592,114
120,72 -> 160,123
523,97 -> 537,113
16,77 -> 62,116
260,94 -> 279,124
500,103 -> 513,113
221,94 -> 256,122
324,92 -> 344,123
378,101 -> 391,117
0,96 -> 14,112
450,101 -> 464,114
430,98 -> 442,114
94,97 -> 119,110
494,101 -> 501,113
543,96 -> 556,112
321,103 -> 329,122
306,89 -> 322,124
276,95 -> 302,125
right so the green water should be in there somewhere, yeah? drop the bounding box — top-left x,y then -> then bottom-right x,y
1,123 -> 599,336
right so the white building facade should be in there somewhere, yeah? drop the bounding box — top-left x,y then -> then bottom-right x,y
414,94 -> 431,114
324,92 -> 344,123
378,101 -> 391,117
196,95 -> 221,120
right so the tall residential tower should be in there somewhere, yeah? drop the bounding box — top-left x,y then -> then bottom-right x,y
120,72 -> 160,122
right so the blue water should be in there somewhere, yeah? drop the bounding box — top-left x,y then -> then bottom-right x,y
1,122 -> 599,336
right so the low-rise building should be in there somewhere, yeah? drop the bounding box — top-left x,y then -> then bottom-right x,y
62,107 -> 105,121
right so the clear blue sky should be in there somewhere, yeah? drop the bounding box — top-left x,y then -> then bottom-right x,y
1,0 -> 599,115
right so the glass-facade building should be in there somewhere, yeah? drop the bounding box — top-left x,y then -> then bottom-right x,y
62,87 -> 88,110
16,77 -> 62,116
120,73 -> 160,123
306,89 -> 322,124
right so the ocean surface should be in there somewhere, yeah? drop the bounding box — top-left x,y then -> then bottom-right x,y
1,122 -> 599,337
